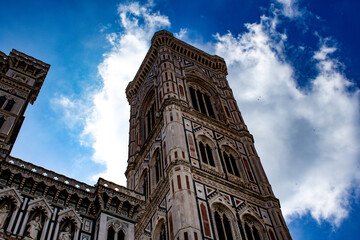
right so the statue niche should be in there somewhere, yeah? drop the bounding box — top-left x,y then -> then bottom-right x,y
58,221 -> 75,240
0,199 -> 14,231
25,211 -> 45,240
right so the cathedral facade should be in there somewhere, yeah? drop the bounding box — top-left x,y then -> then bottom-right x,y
0,30 -> 291,240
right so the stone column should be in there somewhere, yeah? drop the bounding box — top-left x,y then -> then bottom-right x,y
13,210 -> 23,234
18,209 -> 30,236
52,222 -> 60,240
40,218 -> 50,240
47,208 -> 57,240
6,206 -> 19,233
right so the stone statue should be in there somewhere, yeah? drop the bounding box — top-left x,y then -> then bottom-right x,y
59,226 -> 72,240
27,216 -> 41,239
0,204 -> 10,229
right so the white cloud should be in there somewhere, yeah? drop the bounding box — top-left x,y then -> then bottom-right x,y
275,0 -> 302,18
85,1 -> 170,184
214,15 -> 360,226
56,1 -> 170,185
174,28 -> 188,39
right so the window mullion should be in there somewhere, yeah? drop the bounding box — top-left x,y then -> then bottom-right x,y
221,216 -> 227,240
202,93 -> 209,116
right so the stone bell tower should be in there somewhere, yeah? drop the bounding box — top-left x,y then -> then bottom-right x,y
0,50 -> 50,157
126,30 -> 291,240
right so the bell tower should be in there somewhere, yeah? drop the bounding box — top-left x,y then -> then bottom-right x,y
0,49 -> 50,157
126,30 -> 291,240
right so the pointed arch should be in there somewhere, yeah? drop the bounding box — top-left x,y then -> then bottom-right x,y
219,144 -> 246,180
210,202 -> 240,240
152,218 -> 167,240
55,208 -> 82,240
185,72 -> 223,119
107,226 -> 115,240
138,87 -> 157,143
195,134 -> 222,174
240,214 -> 267,240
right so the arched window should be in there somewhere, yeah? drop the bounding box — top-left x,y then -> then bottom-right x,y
268,229 -> 276,240
214,211 -> 234,240
223,152 -> 240,177
245,223 -> 254,240
121,201 -> 132,217
244,222 -> 262,240
107,226 -> 115,240
253,226 -> 261,240
242,214 -> 266,240
189,86 -> 215,118
118,230 -> 125,240
4,99 -> 15,112
0,96 -> 6,108
154,151 -> 162,184
146,102 -> 156,137
142,171 -> 149,199
199,141 -> 215,167
160,223 -> 166,240
140,89 -> 157,144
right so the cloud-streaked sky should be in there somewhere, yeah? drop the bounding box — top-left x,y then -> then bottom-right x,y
1,0 -> 359,239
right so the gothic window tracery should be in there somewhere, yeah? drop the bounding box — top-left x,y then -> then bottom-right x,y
242,214 -> 266,240
223,151 -> 241,178
189,86 -> 215,118
139,89 -> 157,144
211,204 -> 239,240
199,141 -> 215,167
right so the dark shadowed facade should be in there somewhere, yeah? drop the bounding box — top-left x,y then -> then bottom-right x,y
0,30 -> 291,240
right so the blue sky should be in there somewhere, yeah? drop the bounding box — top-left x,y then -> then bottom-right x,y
1,0 -> 359,239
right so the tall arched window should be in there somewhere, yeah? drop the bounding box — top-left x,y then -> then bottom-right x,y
214,211 -> 234,240
189,86 -> 215,118
154,151 -> 162,184
146,101 -> 156,138
223,152 -> 240,177
107,226 -> 115,240
245,223 -> 254,240
242,214 -> 265,240
245,222 -> 262,240
143,171 -> 149,199
268,229 -> 276,240
159,223 -> 166,240
118,230 -> 125,240
199,141 -> 215,167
